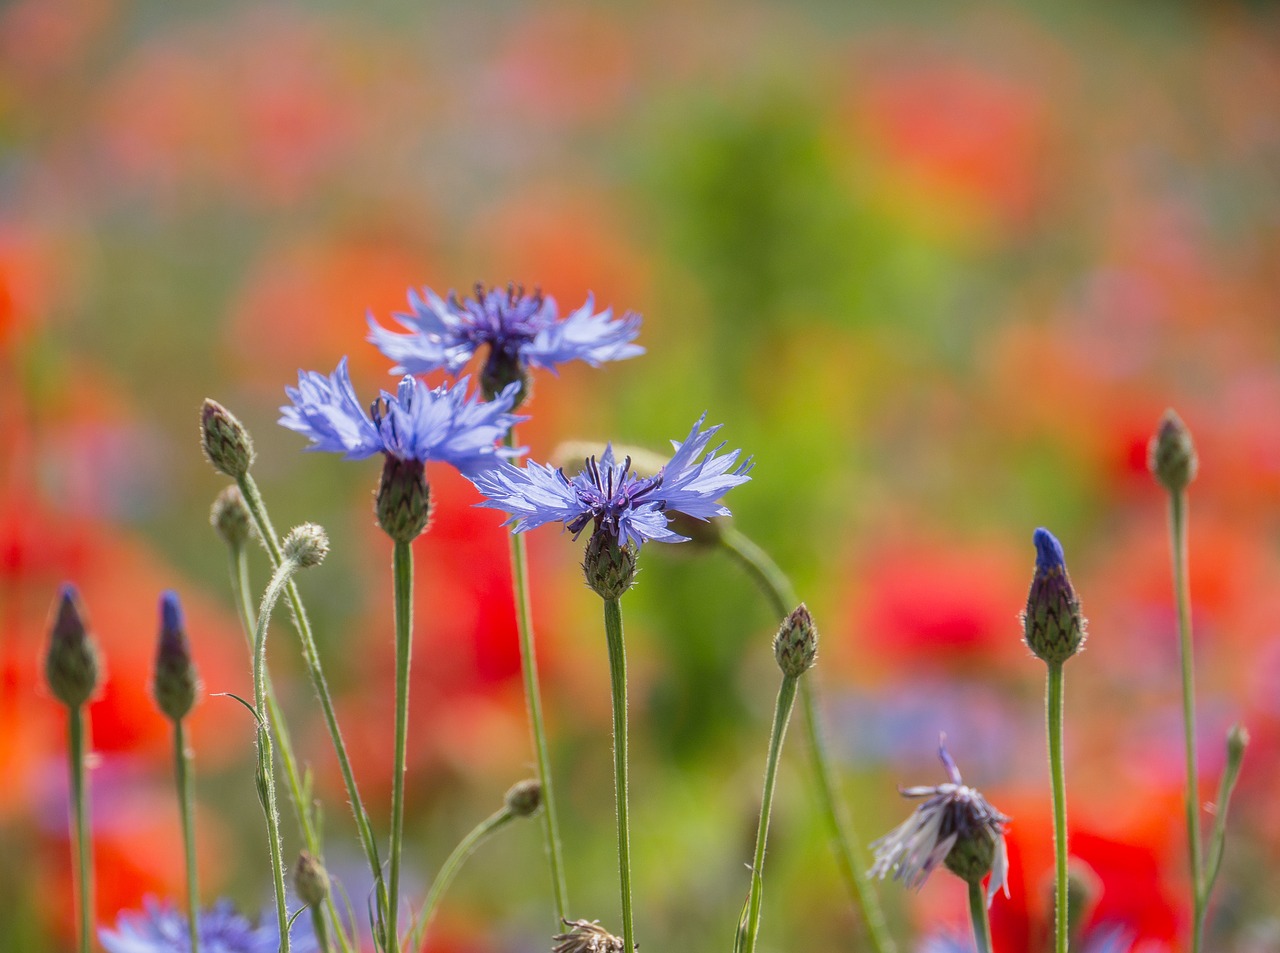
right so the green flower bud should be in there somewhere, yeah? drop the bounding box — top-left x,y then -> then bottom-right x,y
210,485 -> 252,550
282,523 -> 329,569
45,585 -> 102,708
1148,408 -> 1198,493
375,455 -> 431,543
294,850 -> 330,908
583,530 -> 637,600
200,399 -> 255,479
504,778 -> 542,818
152,590 -> 199,722
773,604 -> 818,678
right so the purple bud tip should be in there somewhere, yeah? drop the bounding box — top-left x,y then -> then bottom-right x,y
160,590 -> 183,634
54,584 -> 84,635
58,582 -> 79,605
1033,527 -> 1065,573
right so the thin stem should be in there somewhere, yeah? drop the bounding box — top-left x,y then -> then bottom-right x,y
236,474 -> 388,938
228,546 -> 354,953
1204,730 -> 1246,897
254,556 -> 302,953
388,540 -> 413,952
505,429 -> 570,924
968,880 -> 993,953
174,720 -> 200,953
1169,490 -> 1205,953
310,906 -> 330,953
739,675 -> 799,953
718,527 -> 897,953
68,705 -> 93,953
1047,662 -> 1068,953
602,597 -> 635,953
412,808 -> 516,949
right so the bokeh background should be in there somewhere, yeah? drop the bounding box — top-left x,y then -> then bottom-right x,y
3,1 -> 1280,951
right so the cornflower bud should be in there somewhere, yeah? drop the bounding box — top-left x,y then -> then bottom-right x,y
504,778 -> 542,818
282,523 -> 329,568
1148,408 -> 1198,493
1022,528 -> 1086,664
583,529 -> 638,600
45,585 -> 103,708
210,485 -> 252,549
773,604 -> 818,678
200,400 -> 255,478
375,455 -> 431,543
294,851 -> 330,908
152,590 -> 199,722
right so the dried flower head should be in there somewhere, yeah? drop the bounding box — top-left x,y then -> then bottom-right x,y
552,919 -> 627,953
870,736 -> 1010,906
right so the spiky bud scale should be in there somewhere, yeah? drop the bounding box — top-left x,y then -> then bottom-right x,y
375,455 -> 431,543
152,590 -> 199,721
1023,528 -> 1086,664
773,603 -> 818,678
583,530 -> 637,600
1149,409 -> 1198,493
200,400 -> 255,478
45,585 -> 102,708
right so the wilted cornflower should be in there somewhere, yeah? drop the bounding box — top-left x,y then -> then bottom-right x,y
279,357 -> 524,542
367,283 -> 643,402
471,414 -> 751,548
870,737 -> 1010,905
552,919 -> 626,953
100,899 -> 317,953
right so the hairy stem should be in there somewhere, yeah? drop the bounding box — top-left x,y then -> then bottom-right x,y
968,880 -> 993,953
603,597 -> 635,952
174,720 -> 200,953
388,540 -> 413,951
69,705 -> 93,953
1047,662 -> 1068,953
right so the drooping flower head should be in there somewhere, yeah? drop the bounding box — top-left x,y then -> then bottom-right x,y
368,283 -> 643,403
100,898 -> 317,953
280,357 -> 524,541
870,735 -> 1010,906
470,414 -> 752,550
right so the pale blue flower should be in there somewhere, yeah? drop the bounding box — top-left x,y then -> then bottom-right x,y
279,357 -> 523,475
100,898 -> 316,953
470,414 -> 751,549
367,284 -> 643,377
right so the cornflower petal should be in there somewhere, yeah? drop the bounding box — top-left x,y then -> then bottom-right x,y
279,357 -> 383,459
100,897 -> 316,953
524,294 -> 645,370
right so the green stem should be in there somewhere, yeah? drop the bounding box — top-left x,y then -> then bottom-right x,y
718,527 -> 896,953
388,540 -> 413,952
602,597 -> 635,953
69,705 -> 93,953
227,547 -> 353,953
235,474 -> 388,940
254,556 -> 301,952
1047,662 -> 1068,953
412,809 -> 516,949
968,880 -> 993,953
310,906 -> 330,953
1204,728 -> 1246,898
739,675 -> 799,953
505,430 -> 570,924
174,720 -> 200,953
1169,490 -> 1205,953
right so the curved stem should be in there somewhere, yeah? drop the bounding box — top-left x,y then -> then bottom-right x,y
227,547 -> 353,953
968,880 -> 993,953
505,431 -> 570,924
388,540 -> 413,951
1047,662 -> 1068,953
718,527 -> 897,953
739,675 -> 798,953
602,597 -> 635,952
1169,490 -> 1205,952
412,808 -> 516,949
236,474 -> 388,939
69,705 -> 93,953
174,720 -> 200,953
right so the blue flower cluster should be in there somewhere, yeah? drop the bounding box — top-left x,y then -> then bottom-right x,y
100,899 -> 316,953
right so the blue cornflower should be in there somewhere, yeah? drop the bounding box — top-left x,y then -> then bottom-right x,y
278,357 -> 523,476
367,283 -> 643,399
100,898 -> 316,953
470,414 -> 752,550
870,736 -> 1010,906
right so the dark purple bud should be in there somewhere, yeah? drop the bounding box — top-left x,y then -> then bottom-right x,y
200,399 -> 255,478
153,590 -> 199,721
1022,528 -> 1086,664
45,584 -> 103,708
